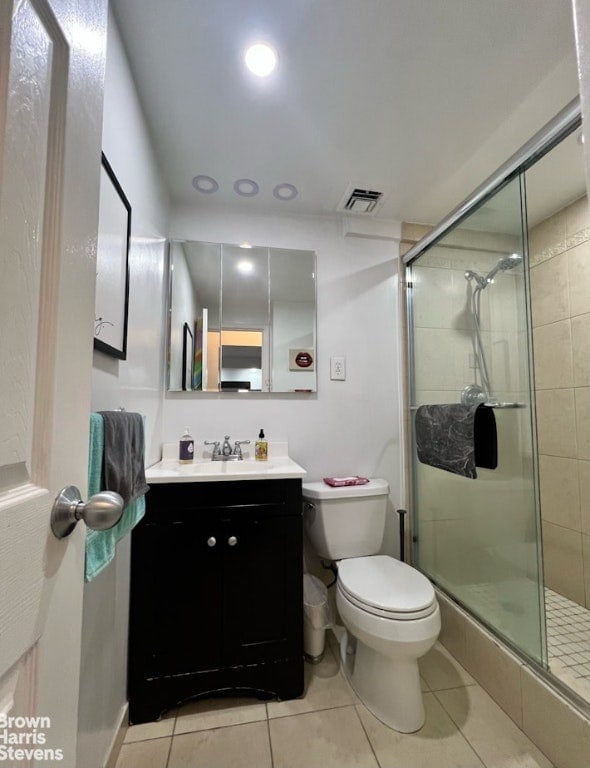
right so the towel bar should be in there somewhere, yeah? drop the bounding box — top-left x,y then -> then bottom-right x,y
409,402 -> 525,410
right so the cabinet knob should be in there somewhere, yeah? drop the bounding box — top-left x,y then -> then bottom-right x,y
228,536 -> 238,547
207,536 -> 217,547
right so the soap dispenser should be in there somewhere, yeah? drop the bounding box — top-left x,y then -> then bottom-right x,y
255,429 -> 268,461
179,426 -> 194,464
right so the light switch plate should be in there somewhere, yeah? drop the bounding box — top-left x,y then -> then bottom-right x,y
331,356 -> 346,380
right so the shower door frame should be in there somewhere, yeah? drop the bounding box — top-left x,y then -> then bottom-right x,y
402,96 -> 585,704
402,98 -> 581,268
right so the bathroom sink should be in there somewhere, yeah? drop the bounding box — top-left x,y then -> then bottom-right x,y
146,442 -> 306,483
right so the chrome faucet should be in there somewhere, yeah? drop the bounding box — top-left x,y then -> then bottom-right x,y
204,436 -> 250,461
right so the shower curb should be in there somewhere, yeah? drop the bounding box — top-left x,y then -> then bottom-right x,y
436,589 -> 590,768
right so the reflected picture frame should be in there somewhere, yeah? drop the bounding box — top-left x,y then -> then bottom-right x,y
289,348 -> 315,371
93,153 -> 131,360
182,322 -> 194,390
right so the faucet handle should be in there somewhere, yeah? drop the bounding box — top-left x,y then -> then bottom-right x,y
233,439 -> 250,458
204,439 -> 221,455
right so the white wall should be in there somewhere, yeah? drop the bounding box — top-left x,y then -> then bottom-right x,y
91,11 -> 169,463
77,10 -> 169,768
165,207 -> 405,556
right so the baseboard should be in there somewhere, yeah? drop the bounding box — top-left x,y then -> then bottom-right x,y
104,702 -> 129,768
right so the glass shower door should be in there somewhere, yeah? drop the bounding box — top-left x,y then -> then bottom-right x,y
408,174 -> 546,665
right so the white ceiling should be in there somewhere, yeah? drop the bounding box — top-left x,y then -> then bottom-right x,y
112,0 -> 581,227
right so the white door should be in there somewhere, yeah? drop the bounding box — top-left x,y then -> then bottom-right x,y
0,1 -> 107,766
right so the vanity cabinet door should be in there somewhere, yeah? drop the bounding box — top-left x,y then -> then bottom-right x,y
222,511 -> 302,666
129,518 -> 224,678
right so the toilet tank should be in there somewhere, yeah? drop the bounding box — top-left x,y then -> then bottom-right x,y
302,479 -> 389,560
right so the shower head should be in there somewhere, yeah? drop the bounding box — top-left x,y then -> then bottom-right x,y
498,252 -> 523,271
484,253 -> 522,284
464,254 -> 522,290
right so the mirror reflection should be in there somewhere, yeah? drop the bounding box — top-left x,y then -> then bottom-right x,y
168,241 -> 316,393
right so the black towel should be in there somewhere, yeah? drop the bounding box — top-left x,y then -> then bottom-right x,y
98,411 -> 150,506
414,403 -> 497,479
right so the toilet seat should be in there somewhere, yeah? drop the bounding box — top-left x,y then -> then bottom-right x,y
337,555 -> 437,621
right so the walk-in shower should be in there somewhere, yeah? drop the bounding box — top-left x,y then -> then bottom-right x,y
404,97 -> 590,710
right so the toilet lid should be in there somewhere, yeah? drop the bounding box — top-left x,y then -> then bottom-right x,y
338,556 -> 436,615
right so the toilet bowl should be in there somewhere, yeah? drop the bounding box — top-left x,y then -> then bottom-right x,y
336,554 -> 440,732
302,480 -> 440,733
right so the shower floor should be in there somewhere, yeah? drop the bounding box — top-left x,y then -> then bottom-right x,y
546,588 -> 590,704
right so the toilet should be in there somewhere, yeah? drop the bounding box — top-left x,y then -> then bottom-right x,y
302,479 -> 440,733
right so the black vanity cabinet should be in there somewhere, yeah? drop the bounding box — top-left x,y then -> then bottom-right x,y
128,478 -> 304,724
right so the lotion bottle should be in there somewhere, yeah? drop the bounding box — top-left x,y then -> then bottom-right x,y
255,428 -> 268,461
179,426 -> 194,463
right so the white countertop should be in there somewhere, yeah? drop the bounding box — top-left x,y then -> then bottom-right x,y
146,442 -> 307,483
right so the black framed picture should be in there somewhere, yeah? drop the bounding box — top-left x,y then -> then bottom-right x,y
94,153 -> 131,359
182,322 -> 194,390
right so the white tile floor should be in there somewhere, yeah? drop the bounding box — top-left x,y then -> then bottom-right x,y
546,588 -> 590,704
116,632 -> 554,768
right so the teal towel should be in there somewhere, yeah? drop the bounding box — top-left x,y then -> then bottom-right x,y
85,413 -> 146,582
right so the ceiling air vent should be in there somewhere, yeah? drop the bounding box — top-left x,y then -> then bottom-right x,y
339,187 -> 383,215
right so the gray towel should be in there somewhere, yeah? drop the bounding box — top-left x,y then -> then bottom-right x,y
98,411 -> 150,506
414,404 -> 497,479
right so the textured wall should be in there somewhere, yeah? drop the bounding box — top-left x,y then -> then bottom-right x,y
77,10 -> 169,768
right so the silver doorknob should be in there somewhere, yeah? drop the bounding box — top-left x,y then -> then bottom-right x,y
228,536 -> 238,546
51,485 -> 124,539
207,536 -> 217,547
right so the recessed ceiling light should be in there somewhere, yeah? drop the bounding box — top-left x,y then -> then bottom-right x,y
273,183 -> 298,201
234,178 -> 259,197
192,175 -> 219,194
245,43 -> 277,77
239,242 -> 253,249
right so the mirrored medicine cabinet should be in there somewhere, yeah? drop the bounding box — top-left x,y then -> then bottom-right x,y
167,240 -> 317,393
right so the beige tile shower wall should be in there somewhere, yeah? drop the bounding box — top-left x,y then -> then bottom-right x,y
529,195 -> 590,609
